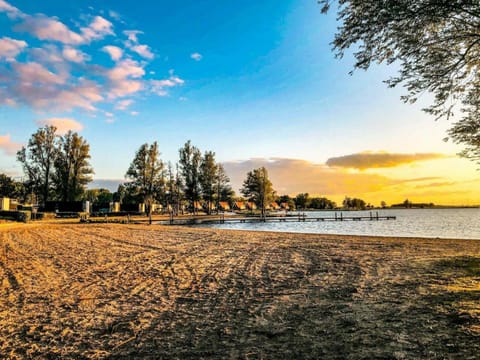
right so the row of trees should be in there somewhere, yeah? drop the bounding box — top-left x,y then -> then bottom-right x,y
15,126 -> 93,204
123,140 -> 234,215
2,126 -> 378,213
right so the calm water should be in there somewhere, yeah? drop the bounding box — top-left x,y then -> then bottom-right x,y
199,208 -> 480,240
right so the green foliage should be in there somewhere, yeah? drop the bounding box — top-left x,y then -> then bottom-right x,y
53,131 -> 94,202
17,126 -> 57,204
241,167 -> 275,217
200,151 -> 217,214
295,193 -> 311,210
178,140 -> 202,211
320,0 -> 480,163
216,164 -> 235,202
84,188 -> 113,204
0,173 -> 25,199
125,142 -> 165,207
342,196 -> 366,210
309,197 -> 336,210
16,126 -> 94,204
277,195 -> 296,210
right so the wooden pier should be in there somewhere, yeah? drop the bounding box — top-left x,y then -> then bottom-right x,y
152,212 -> 396,226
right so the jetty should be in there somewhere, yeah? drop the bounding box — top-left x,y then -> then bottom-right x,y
152,212 -> 396,226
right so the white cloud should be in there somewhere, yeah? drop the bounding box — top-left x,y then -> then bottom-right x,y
115,99 -> 134,110
0,1 -> 171,113
102,45 -> 123,61
150,74 -> 184,96
123,30 -> 142,43
14,61 -> 67,85
0,37 -> 27,60
130,44 -> 154,59
36,117 -> 84,134
15,14 -> 113,45
80,16 -> 114,42
0,0 -> 23,19
191,52 -> 202,61
15,15 -> 85,44
130,111 -> 139,116
107,58 -> 145,80
0,133 -> 22,155
62,46 -> 90,63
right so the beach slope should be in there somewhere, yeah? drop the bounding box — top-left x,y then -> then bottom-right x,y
1,224 -> 479,358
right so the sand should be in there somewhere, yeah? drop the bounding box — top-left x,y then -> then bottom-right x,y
0,223 -> 479,359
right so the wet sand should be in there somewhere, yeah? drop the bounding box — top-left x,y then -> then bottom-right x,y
1,223 -> 479,359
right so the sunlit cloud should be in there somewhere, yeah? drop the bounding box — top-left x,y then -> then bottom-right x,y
14,13 -> 113,45
80,16 -> 114,42
0,133 -> 22,155
102,45 -> 123,61
36,118 -> 84,134
123,29 -> 154,59
0,1 -> 182,115
414,181 -> 457,189
123,30 -> 142,43
150,73 -> 184,96
115,99 -> 134,110
191,52 -> 202,61
62,46 -> 90,63
223,158 -> 397,196
222,156 -> 480,206
0,37 -> 27,60
0,0 -> 24,19
15,15 -> 85,44
14,61 -> 67,85
130,44 -> 154,59
326,151 -> 448,170
107,58 -> 145,80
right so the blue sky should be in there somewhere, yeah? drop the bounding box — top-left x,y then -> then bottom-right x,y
0,0 -> 479,205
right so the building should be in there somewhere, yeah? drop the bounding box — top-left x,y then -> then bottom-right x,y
233,201 -> 246,210
218,201 -> 230,211
0,197 -> 10,211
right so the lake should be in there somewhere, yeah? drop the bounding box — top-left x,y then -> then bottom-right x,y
198,208 -> 480,240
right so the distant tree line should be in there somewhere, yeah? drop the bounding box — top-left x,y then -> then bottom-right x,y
1,126 -> 415,213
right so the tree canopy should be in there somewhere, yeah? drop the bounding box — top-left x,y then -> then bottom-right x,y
125,142 -> 165,209
319,0 -> 480,163
16,126 -> 94,204
241,167 -> 275,218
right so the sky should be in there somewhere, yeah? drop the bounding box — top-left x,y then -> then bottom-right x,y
0,0 -> 479,206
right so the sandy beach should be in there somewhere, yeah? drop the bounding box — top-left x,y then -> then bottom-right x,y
1,223 -> 479,359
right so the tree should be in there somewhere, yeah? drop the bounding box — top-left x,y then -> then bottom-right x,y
84,188 -> 113,205
200,151 -> 217,214
125,142 -> 164,222
343,196 -> 366,210
295,193 -> 311,210
319,1 -> 480,163
310,196 -> 337,209
178,141 -> 201,213
54,131 -> 93,202
0,173 -> 17,198
215,164 -> 234,206
277,194 -> 296,211
17,126 -> 57,205
241,167 -> 275,218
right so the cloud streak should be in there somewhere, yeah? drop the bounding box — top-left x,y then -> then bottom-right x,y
326,152 -> 448,170
0,37 -> 27,60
